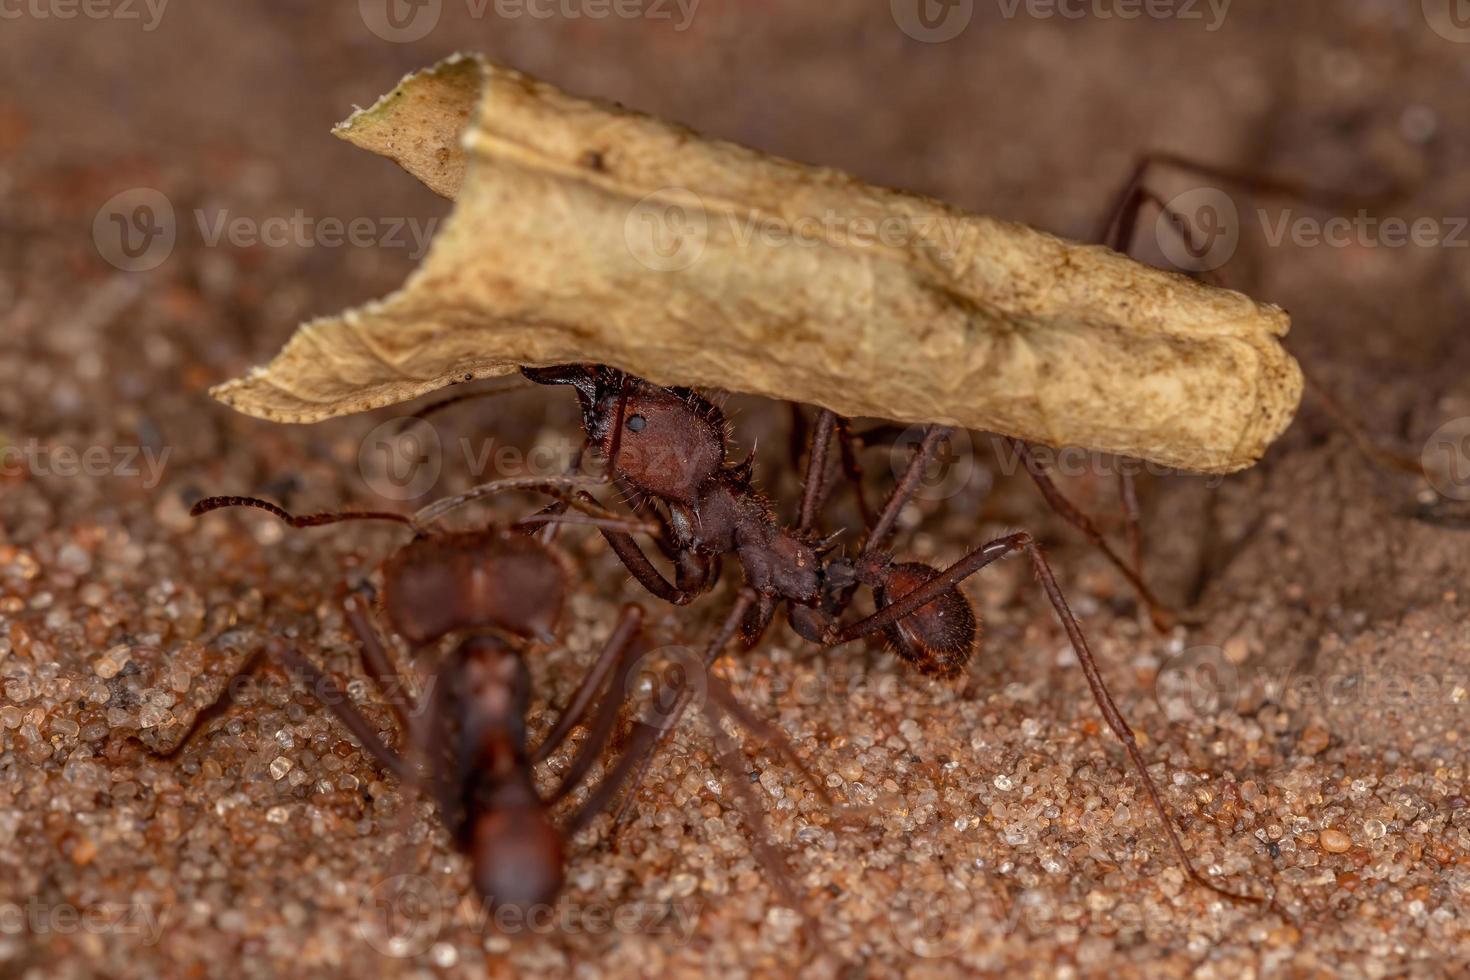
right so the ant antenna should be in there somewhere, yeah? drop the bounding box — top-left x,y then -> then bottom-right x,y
412,476 -> 623,529
190,495 -> 418,529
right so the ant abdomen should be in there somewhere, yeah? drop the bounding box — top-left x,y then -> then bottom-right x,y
869,561 -> 977,677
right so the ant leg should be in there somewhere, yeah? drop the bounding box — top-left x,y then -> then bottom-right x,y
1009,439 -> 1173,632
1119,471 -> 1144,581
533,605 -> 644,765
412,476 -> 621,528
834,417 -> 875,530
1096,151 -> 1385,253
788,402 -> 811,473
705,678 -> 833,809
602,590 -> 759,829
267,640 -> 414,783
527,491 -> 709,606
546,608 -> 652,803
864,426 -> 949,554
825,533 -> 1268,908
797,409 -> 839,534
343,591 -> 414,734
696,692 -> 810,927
162,644 -> 269,757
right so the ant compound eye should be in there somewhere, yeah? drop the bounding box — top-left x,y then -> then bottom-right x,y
626,414 -> 647,433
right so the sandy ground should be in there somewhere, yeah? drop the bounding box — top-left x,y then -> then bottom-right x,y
3,2 -> 1470,977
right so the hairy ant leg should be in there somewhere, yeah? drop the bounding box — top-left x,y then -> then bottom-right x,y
343,590 -> 415,733
696,692 -> 809,923
834,417 -> 875,530
609,590 -> 757,827
545,609 -> 654,802
267,639 -> 415,782
1010,439 -> 1174,631
520,492 -> 711,605
533,604 -> 644,764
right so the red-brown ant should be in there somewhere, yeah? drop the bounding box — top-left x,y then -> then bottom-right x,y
470,363 -> 1276,910
185,492 -> 822,912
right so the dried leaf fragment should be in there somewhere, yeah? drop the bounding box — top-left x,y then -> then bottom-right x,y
213,54 -> 1302,474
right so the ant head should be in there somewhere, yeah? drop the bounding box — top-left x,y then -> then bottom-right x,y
603,383 -> 728,505
380,529 -> 567,647
470,803 -> 565,909
524,364 -> 727,506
